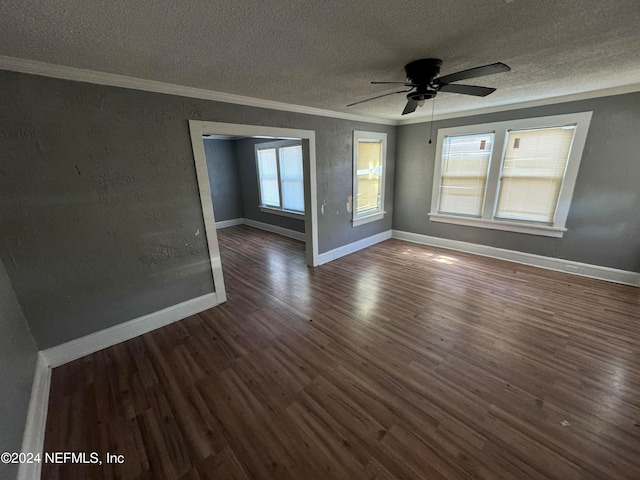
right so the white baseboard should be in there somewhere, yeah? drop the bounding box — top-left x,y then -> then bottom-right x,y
243,218 -> 306,242
215,217 -> 306,242
215,218 -> 244,229
318,230 -> 392,265
41,292 -> 219,368
392,230 -> 640,287
17,353 -> 51,480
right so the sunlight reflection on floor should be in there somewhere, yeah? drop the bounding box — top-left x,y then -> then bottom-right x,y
434,255 -> 457,264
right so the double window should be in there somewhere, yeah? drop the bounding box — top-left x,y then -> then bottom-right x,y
353,131 -> 387,226
430,112 -> 592,237
256,141 -> 305,215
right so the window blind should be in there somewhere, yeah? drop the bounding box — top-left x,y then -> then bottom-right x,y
257,148 -> 280,207
438,133 -> 493,217
496,126 -> 575,223
356,141 -> 382,214
279,145 -> 304,212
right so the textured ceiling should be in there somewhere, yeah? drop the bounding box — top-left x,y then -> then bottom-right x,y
1,0 -> 639,121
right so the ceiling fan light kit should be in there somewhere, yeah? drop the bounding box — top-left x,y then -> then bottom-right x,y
348,58 -> 511,115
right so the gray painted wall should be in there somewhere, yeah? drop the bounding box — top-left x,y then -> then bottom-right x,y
0,259 -> 38,480
235,138 -> 305,233
0,70 -> 395,348
203,139 -> 243,222
393,92 -> 640,272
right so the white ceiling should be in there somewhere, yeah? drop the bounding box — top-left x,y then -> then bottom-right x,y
1,0 -> 639,121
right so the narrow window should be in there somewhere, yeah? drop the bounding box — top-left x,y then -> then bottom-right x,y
353,131 -> 387,226
279,145 -> 304,213
256,148 -> 280,208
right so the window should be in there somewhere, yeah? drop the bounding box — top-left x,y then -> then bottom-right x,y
439,133 -> 493,217
256,141 -> 305,216
430,112 -> 592,237
496,126 -> 575,223
353,131 -> 387,226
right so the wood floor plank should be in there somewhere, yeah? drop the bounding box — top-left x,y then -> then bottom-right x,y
42,225 -> 640,479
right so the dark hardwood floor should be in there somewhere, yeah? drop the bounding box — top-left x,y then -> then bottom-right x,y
43,225 -> 640,479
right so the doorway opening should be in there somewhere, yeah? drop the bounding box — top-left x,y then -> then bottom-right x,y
188,121 -> 319,304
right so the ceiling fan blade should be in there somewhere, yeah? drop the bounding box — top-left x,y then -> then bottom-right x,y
346,89 -> 412,107
402,99 -> 418,115
371,81 -> 418,87
436,62 -> 510,85
438,83 -> 496,97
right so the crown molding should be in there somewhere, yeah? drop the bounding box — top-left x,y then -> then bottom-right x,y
0,55 -> 395,126
396,82 -> 640,125
3,55 -> 639,128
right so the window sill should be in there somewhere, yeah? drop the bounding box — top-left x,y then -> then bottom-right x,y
428,213 -> 567,238
260,206 -> 305,219
352,211 -> 385,227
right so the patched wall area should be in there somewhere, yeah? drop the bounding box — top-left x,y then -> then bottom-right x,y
0,72 -> 215,348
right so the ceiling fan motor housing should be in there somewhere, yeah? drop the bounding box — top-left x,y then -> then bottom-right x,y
408,88 -> 437,101
405,58 -> 442,85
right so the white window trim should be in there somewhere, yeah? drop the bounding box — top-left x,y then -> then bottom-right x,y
255,139 -> 306,215
352,131 -> 387,227
429,112 -> 592,237
259,206 -> 305,219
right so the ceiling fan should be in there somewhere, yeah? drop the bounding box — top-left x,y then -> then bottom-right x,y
347,58 -> 510,115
